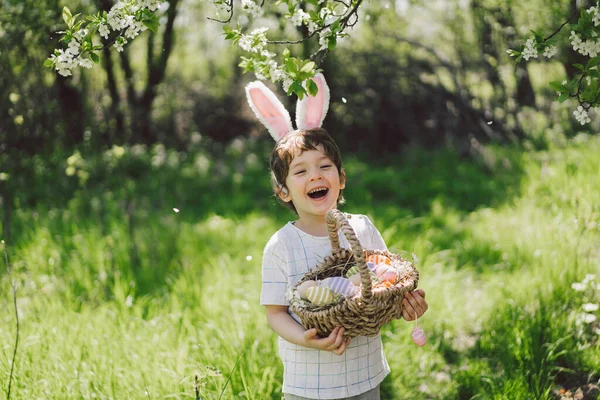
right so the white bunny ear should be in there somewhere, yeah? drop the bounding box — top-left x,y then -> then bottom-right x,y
245,81 -> 294,141
296,73 -> 330,130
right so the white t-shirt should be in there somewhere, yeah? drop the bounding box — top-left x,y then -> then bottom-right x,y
261,214 -> 391,399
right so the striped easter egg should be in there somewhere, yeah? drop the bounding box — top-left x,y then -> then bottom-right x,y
321,277 -> 358,298
411,327 -> 426,346
345,263 -> 378,283
297,280 -> 318,299
305,286 -> 335,306
366,254 -> 391,266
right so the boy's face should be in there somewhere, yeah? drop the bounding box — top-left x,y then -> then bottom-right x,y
279,145 -> 345,221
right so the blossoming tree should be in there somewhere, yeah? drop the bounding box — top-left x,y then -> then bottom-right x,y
45,0 -> 365,99
509,1 -> 600,125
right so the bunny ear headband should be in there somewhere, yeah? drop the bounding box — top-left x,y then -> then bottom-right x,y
245,73 -> 331,141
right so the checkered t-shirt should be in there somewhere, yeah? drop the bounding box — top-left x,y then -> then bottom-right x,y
261,214 -> 391,399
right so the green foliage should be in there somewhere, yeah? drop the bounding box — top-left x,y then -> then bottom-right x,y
2,134 -> 599,398
510,2 -> 600,120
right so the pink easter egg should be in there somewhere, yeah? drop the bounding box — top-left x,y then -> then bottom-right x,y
374,264 -> 398,283
411,327 -> 426,346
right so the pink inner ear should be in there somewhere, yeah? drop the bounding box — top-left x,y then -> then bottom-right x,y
304,76 -> 326,129
249,88 -> 291,140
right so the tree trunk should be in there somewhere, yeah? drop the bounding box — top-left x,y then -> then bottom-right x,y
97,0 -> 125,145
55,76 -> 85,147
135,0 -> 179,144
471,0 -> 507,106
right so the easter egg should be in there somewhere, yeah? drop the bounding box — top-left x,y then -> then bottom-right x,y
305,286 -> 335,306
348,273 -> 362,286
411,327 -> 426,346
346,262 -> 376,279
374,264 -> 398,283
345,265 -> 360,277
322,277 -> 358,297
367,254 -> 391,266
297,280 -> 318,299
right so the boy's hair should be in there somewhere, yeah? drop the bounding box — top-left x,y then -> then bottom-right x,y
269,128 -> 345,214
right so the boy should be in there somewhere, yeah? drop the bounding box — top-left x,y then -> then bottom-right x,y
247,76 -> 428,400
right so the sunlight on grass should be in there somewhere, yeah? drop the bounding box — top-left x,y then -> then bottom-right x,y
1,136 -> 599,399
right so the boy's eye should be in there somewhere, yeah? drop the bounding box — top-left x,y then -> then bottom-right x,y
294,169 -> 306,175
320,164 -> 332,169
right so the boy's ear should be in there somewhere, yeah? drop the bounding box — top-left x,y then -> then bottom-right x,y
340,170 -> 346,189
278,186 -> 292,202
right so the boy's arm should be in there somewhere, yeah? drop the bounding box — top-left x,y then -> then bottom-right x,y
265,305 -> 351,355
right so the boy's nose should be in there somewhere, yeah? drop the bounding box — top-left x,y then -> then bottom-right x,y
310,172 -> 323,181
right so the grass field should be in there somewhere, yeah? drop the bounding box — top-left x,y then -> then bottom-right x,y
1,135 -> 599,399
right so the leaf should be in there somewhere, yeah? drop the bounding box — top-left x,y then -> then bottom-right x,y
573,63 -> 586,72
90,53 -> 100,64
143,18 -> 160,33
285,58 -> 298,75
330,19 -> 341,33
557,92 -> 569,103
288,81 -> 305,98
62,7 -> 73,27
549,81 -> 565,92
328,36 -> 337,51
307,79 -> 319,96
587,56 -> 600,68
300,61 -> 315,74
282,48 -> 290,58
44,58 -> 55,68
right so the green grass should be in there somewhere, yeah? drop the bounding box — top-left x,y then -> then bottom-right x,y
1,135 -> 599,399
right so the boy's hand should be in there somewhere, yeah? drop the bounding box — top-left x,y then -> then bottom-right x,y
402,289 -> 428,321
304,326 -> 351,355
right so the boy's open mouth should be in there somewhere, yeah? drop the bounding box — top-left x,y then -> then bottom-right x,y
307,187 -> 329,199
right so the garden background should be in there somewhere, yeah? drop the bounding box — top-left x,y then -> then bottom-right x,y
1,0 -> 599,399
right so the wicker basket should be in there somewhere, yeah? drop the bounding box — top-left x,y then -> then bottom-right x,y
289,209 -> 419,338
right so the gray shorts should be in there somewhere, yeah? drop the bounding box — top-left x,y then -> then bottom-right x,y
283,385 -> 380,400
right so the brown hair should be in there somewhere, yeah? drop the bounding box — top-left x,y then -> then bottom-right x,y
269,128 -> 345,214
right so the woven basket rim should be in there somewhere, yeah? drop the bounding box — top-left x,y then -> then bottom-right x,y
288,209 -> 419,337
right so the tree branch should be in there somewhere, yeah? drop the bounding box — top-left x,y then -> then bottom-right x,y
544,0 -> 578,41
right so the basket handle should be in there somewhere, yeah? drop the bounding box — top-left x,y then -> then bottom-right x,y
326,209 -> 373,302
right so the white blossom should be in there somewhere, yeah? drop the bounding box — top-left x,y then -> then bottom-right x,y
291,9 -> 307,27
113,38 -> 127,52
241,0 -> 263,18
99,24 -> 110,39
573,105 -> 591,125
587,5 -> 600,26
582,303 -> 599,312
307,20 -> 319,34
282,77 -> 293,92
522,38 -> 538,61
543,45 -> 557,58
74,29 -> 88,41
318,28 -> 332,51
50,0 -> 167,76
78,58 -> 93,69
570,31 -> 584,52
238,27 -> 269,53
269,61 -> 285,81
